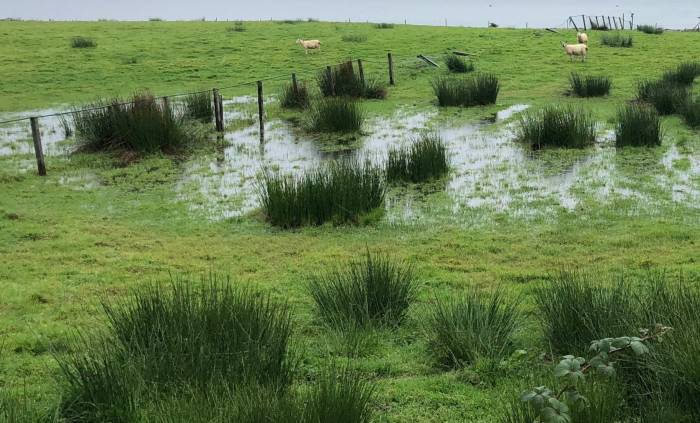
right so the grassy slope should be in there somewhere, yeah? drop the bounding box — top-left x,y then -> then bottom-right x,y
1,21 -> 699,422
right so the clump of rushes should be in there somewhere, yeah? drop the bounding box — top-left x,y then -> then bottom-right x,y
375,23 -> 394,29
637,24 -> 664,34
386,132 -> 449,183
637,80 -> 688,115
71,36 -> 97,48
280,82 -> 310,109
445,55 -> 475,73
183,91 -> 213,123
426,289 -> 521,368
74,93 -> 187,154
341,34 -> 368,43
679,95 -> 700,128
258,160 -> 386,228
533,271 -> 636,355
662,62 -> 700,86
318,62 -> 387,99
615,103 -> 663,147
569,73 -> 612,97
601,32 -> 633,47
308,97 -> 364,132
309,250 -> 416,329
517,106 -> 597,149
303,365 -> 375,423
227,21 -> 246,32
362,78 -> 388,100
432,73 -> 499,107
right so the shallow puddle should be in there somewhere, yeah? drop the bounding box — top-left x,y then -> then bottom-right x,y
0,107 -> 74,156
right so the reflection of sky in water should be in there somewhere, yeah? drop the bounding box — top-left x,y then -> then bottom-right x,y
0,108 -> 74,156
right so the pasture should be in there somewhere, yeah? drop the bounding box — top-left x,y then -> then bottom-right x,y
1,20 -> 699,422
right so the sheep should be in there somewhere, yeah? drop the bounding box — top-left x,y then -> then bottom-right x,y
296,39 -> 321,54
577,32 -> 589,44
561,42 -> 588,61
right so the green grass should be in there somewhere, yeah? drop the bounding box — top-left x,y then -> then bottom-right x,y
307,96 -> 364,132
679,95 -> 700,128
280,82 -> 310,109
182,91 -> 213,123
569,73 -> 612,97
341,34 -> 368,43
375,23 -> 394,29
637,79 -> 688,115
258,160 -> 386,228
601,33 -> 633,48
71,36 -> 96,48
432,73 -> 499,107
386,132 -> 449,183
309,250 -> 416,329
662,62 -> 700,86
444,55 -> 474,73
517,106 -> 597,149
615,103 -> 663,147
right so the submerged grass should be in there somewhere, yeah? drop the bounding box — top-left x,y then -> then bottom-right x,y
258,160 -> 386,228
386,132 -> 449,183
432,73 -> 499,107
444,55 -> 474,73
426,289 -> 521,368
517,106 -> 596,149
569,73 -> 612,97
309,250 -> 416,329
308,97 -> 364,132
637,79 -> 688,115
615,103 -> 663,147
601,32 -> 633,47
182,91 -> 213,123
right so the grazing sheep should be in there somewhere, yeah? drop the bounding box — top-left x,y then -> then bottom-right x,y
296,38 -> 321,54
577,32 -> 589,44
562,42 -> 588,61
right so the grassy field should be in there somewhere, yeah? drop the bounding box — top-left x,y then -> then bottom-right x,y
1,20 -> 700,422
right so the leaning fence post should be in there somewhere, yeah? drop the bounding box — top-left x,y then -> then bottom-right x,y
326,65 -> 335,96
387,52 -> 395,86
30,117 -> 46,176
291,73 -> 299,97
256,80 -> 264,142
581,15 -> 587,31
357,59 -> 365,89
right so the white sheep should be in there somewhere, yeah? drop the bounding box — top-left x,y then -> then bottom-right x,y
296,39 -> 321,54
562,42 -> 588,61
577,32 -> 589,44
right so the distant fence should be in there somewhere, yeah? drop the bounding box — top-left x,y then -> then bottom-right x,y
567,14 -> 634,31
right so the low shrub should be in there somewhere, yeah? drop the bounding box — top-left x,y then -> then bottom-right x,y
258,160 -> 386,228
445,55 -> 475,73
615,103 -> 663,147
182,91 -> 213,123
308,97 -> 364,132
309,250 -> 416,329
662,62 -> 700,86
601,32 -> 633,47
341,34 -> 368,43
432,74 -> 499,107
517,106 -> 597,149
569,73 -> 612,97
637,80 -> 688,115
637,24 -> 664,34
426,289 -> 521,368
280,82 -> 310,109
71,36 -> 97,48
386,132 -> 449,183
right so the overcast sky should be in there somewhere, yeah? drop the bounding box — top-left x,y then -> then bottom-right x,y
3,1 -> 698,28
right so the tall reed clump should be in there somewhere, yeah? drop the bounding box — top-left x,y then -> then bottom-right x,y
426,289 -> 521,368
280,82 -> 310,109
679,95 -> 700,128
637,24 -> 664,34
662,62 -> 700,86
386,132 -> 449,183
303,365 -> 376,423
73,93 -> 187,154
182,91 -> 213,123
432,74 -> 499,107
71,36 -> 97,48
517,106 -> 597,149
309,250 -> 416,329
533,271 -> 637,355
258,160 -> 386,228
308,97 -> 364,132
317,62 -> 386,99
601,32 -> 633,47
445,55 -> 475,73
615,103 -> 663,147
637,80 -> 688,115
569,73 -> 612,97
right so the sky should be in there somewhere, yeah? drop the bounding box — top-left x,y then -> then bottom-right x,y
2,0 -> 699,29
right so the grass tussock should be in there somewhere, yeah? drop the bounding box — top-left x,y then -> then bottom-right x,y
637,24 -> 664,34
182,91 -> 213,123
308,97 -> 364,132
679,95 -> 700,128
303,365 -> 375,423
317,62 -> 386,99
432,74 -> 499,107
517,106 -> 596,149
280,82 -> 310,109
73,93 -> 188,154
426,289 -> 521,368
615,103 -> 663,147
601,32 -> 633,47
569,73 -> 612,97
662,62 -> 700,86
375,23 -> 394,29
309,250 -> 416,329
227,21 -> 246,32
341,34 -> 368,43
637,80 -> 688,115
71,36 -> 97,48
445,55 -> 475,73
258,160 -> 386,228
386,132 -> 449,183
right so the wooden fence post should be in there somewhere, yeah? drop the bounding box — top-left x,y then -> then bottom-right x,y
162,96 -> 170,110
217,92 -> 225,132
594,16 -> 600,28
212,88 -> 222,131
387,52 -> 395,86
326,65 -> 335,96
30,117 -> 46,176
291,73 -> 299,97
357,59 -> 365,88
569,17 -> 579,32
631,13 -> 634,30
257,80 -> 265,142
582,15 -> 587,31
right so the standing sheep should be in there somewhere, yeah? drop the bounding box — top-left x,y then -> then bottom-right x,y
562,42 -> 588,61
577,32 -> 589,44
296,39 -> 322,54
